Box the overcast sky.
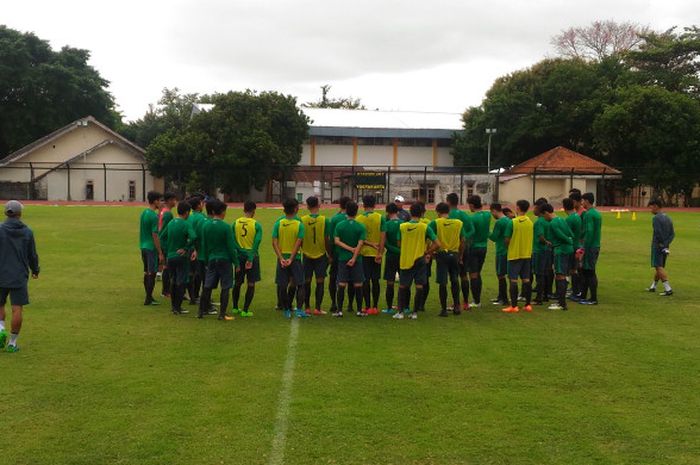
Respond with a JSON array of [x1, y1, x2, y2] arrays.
[[5, 0, 699, 121]]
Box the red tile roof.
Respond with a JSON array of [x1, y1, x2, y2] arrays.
[[507, 146, 620, 175]]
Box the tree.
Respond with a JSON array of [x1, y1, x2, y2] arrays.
[[145, 90, 309, 195], [626, 26, 700, 97], [593, 85, 700, 204], [303, 84, 366, 109], [452, 58, 628, 168], [0, 26, 118, 156], [552, 20, 649, 61]]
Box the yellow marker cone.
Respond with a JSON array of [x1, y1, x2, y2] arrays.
[[616, 211, 621, 219], [632, 211, 637, 221]]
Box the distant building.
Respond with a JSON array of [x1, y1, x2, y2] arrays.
[[0, 116, 163, 201], [498, 146, 621, 205]]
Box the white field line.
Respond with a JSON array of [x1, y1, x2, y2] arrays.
[[268, 318, 300, 465]]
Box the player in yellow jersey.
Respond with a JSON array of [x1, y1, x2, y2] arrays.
[[272, 198, 308, 319], [503, 200, 534, 313], [429, 202, 466, 317], [395, 203, 441, 320], [301, 196, 331, 315], [416, 202, 434, 312], [356, 195, 386, 315], [232, 201, 263, 317]]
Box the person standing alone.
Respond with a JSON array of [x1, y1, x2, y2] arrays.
[[647, 198, 674, 296]]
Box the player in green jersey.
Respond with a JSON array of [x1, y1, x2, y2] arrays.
[[272, 198, 307, 319], [532, 198, 552, 305], [382, 203, 402, 314], [232, 201, 263, 317], [301, 196, 331, 315], [648, 198, 675, 296], [186, 196, 206, 305], [199, 200, 239, 320], [488, 203, 512, 306], [328, 196, 352, 313], [333, 201, 367, 317], [139, 191, 163, 306], [467, 195, 491, 308], [159, 201, 196, 315], [579, 192, 602, 305], [446, 192, 474, 311], [159, 192, 178, 298], [541, 203, 574, 311], [562, 198, 582, 300]]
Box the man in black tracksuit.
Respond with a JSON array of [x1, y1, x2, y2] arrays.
[[0, 200, 40, 353]]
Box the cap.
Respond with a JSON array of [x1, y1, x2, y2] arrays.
[[394, 195, 405, 203], [5, 200, 23, 215]]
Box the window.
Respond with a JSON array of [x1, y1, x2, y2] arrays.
[[85, 181, 94, 201], [412, 184, 435, 204], [128, 181, 136, 201]]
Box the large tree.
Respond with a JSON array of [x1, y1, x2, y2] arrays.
[[146, 90, 309, 195], [552, 20, 649, 61], [0, 25, 118, 156]]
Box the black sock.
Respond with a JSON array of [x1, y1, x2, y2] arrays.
[[422, 281, 430, 310], [398, 286, 409, 312], [347, 285, 355, 312], [470, 275, 482, 304], [329, 274, 338, 311], [535, 274, 544, 301], [199, 287, 212, 316], [545, 272, 554, 298], [193, 268, 202, 300], [386, 284, 395, 309], [589, 271, 598, 301], [171, 284, 181, 311], [405, 287, 412, 311], [232, 279, 242, 310], [278, 284, 288, 310], [337, 285, 346, 311], [143, 274, 150, 301], [315, 282, 324, 310], [439, 284, 448, 311], [461, 277, 470, 304], [304, 282, 312, 310], [363, 282, 371, 310], [220, 288, 230, 316], [451, 280, 461, 309], [498, 277, 507, 302], [580, 270, 590, 300], [287, 285, 296, 309], [162, 268, 171, 296], [556, 279, 567, 308], [243, 285, 255, 311], [523, 281, 532, 305], [414, 287, 424, 313], [296, 285, 305, 311], [372, 279, 380, 308], [510, 281, 519, 308], [354, 286, 363, 312]]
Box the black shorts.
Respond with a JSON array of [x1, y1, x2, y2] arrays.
[[651, 246, 668, 268], [495, 254, 508, 276], [583, 247, 600, 271], [338, 259, 365, 284], [554, 253, 573, 275], [276, 259, 304, 287], [141, 249, 158, 274], [508, 259, 531, 281], [400, 258, 428, 287], [0, 286, 29, 306], [362, 257, 381, 280], [167, 256, 189, 286], [304, 255, 328, 280], [468, 247, 487, 274], [237, 256, 261, 283], [205, 259, 234, 290], [435, 252, 460, 285], [383, 254, 400, 281]]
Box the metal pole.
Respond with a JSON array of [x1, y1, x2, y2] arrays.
[[532, 167, 536, 204], [601, 168, 606, 206], [103, 163, 107, 202], [487, 132, 492, 175], [67, 164, 71, 201], [459, 171, 464, 205], [423, 166, 428, 203], [29, 162, 35, 200], [386, 165, 391, 204], [351, 165, 356, 201]]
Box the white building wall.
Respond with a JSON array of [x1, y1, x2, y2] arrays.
[[396, 147, 434, 166], [436, 147, 453, 166], [356, 145, 394, 166], [314, 145, 353, 166]]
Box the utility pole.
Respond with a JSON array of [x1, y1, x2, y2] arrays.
[[485, 128, 497, 174]]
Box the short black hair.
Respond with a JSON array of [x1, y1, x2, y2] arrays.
[[188, 197, 202, 210], [205, 199, 216, 215], [569, 188, 581, 195], [648, 198, 664, 208], [569, 191, 582, 202], [409, 203, 423, 217], [283, 198, 299, 215], [535, 197, 548, 206], [386, 203, 398, 214], [147, 191, 162, 204], [446, 193, 459, 207], [212, 199, 227, 215], [502, 207, 513, 216], [467, 194, 482, 209], [362, 195, 376, 208], [415, 201, 426, 215], [306, 196, 319, 209], [562, 198, 574, 211], [177, 201, 191, 216], [339, 196, 351, 210], [163, 191, 177, 201], [346, 201, 359, 217], [582, 192, 595, 204], [540, 203, 554, 214], [516, 199, 530, 212], [244, 200, 256, 213], [436, 202, 450, 214], [490, 203, 502, 212]]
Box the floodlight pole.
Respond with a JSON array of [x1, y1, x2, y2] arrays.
[[485, 128, 497, 174]]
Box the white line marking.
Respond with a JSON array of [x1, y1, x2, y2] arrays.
[[268, 318, 300, 465]]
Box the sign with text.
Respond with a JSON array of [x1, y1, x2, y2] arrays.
[[354, 171, 386, 190]]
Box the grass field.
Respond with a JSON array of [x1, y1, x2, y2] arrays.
[[1, 205, 699, 465]]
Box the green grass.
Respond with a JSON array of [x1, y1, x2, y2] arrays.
[[1, 206, 699, 465]]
